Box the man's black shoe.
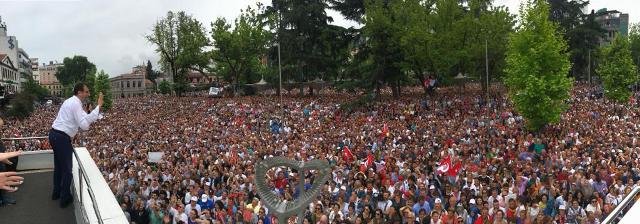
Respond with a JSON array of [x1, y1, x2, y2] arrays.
[[59, 197, 73, 208]]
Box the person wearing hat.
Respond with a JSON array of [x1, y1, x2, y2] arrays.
[[185, 195, 202, 217], [198, 194, 214, 210], [432, 198, 444, 216], [555, 205, 567, 224]]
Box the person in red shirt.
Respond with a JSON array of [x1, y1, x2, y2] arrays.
[[505, 198, 518, 222], [474, 207, 492, 224], [273, 171, 288, 190]]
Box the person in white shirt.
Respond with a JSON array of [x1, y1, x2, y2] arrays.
[[185, 196, 202, 216], [50, 83, 103, 208], [169, 203, 188, 224]]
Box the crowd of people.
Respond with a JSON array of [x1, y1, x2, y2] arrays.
[[2, 84, 640, 224]]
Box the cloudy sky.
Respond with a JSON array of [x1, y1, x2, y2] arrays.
[[0, 0, 637, 77]]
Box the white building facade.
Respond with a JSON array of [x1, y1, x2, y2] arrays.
[[0, 54, 18, 93], [0, 16, 31, 92]]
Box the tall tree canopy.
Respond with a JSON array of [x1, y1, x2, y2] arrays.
[[56, 55, 96, 87], [504, 0, 573, 131], [147, 11, 209, 96], [93, 70, 113, 110], [547, 0, 605, 79], [347, 0, 513, 96], [597, 35, 638, 104], [630, 24, 640, 69], [146, 60, 159, 88], [330, 0, 366, 23], [211, 6, 271, 95], [265, 0, 340, 95]]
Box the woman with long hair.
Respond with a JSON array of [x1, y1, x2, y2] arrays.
[[493, 210, 508, 224]]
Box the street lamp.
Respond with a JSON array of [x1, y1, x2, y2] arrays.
[[485, 38, 489, 100], [275, 43, 282, 105], [477, 17, 490, 101], [588, 49, 591, 85], [276, 10, 283, 106]]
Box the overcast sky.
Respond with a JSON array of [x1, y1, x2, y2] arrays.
[[0, 0, 637, 77]]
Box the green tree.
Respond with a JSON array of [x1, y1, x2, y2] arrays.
[[330, 0, 366, 23], [211, 6, 270, 95], [158, 80, 172, 94], [362, 0, 405, 97], [147, 11, 209, 96], [547, 0, 605, 80], [266, 0, 337, 96], [146, 60, 158, 91], [7, 92, 35, 119], [86, 71, 97, 101], [56, 56, 97, 96], [471, 2, 515, 95], [93, 70, 113, 110], [630, 24, 640, 69], [22, 78, 49, 100], [597, 35, 638, 104], [504, 0, 573, 131]]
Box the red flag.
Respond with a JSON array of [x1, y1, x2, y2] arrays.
[[436, 156, 451, 175], [343, 146, 354, 163], [383, 123, 389, 135], [366, 154, 375, 168], [447, 160, 462, 177], [379, 123, 389, 140]]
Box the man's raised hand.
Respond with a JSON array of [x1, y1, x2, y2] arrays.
[[98, 92, 104, 107]]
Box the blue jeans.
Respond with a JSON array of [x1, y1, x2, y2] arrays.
[[49, 129, 73, 201]]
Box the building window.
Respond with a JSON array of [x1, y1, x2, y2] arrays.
[[127, 81, 130, 88], [138, 81, 142, 88]]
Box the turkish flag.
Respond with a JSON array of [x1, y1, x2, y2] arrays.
[[343, 146, 354, 163], [366, 154, 375, 168], [379, 123, 390, 140], [383, 123, 389, 135], [447, 161, 462, 177], [436, 156, 451, 175]]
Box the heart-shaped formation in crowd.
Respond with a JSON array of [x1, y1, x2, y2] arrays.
[[255, 156, 332, 224]]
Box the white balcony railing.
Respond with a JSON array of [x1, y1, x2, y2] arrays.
[[3, 137, 127, 224]]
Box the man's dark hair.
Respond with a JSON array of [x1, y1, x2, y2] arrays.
[[73, 82, 87, 95]]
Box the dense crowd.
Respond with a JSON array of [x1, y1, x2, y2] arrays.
[[3, 84, 640, 224]]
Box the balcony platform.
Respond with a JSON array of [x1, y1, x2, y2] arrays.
[[0, 171, 76, 224]]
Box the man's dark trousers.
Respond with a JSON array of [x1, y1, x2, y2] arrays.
[[49, 129, 73, 203]]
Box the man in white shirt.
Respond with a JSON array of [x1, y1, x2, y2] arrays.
[[185, 196, 202, 216], [50, 83, 103, 208]]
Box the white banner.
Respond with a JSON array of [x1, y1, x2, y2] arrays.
[[148, 152, 164, 163]]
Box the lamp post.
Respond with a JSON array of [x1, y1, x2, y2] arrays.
[[276, 11, 283, 106], [485, 38, 489, 100], [276, 43, 282, 105], [588, 49, 591, 85]]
